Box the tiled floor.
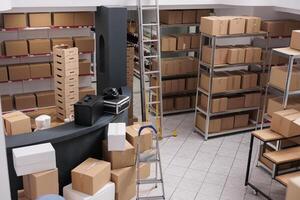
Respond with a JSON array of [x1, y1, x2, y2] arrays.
[[132, 78, 286, 200]]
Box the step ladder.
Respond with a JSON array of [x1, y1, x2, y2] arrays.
[[137, 0, 164, 138], [136, 125, 165, 200]]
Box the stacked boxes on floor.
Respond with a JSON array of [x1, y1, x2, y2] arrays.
[[53, 45, 79, 120]]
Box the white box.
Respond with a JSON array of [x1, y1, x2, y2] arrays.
[[63, 182, 115, 200], [107, 123, 126, 151], [12, 143, 56, 176]]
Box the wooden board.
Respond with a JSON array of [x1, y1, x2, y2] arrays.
[[264, 146, 300, 164], [276, 171, 300, 186], [252, 128, 283, 142]]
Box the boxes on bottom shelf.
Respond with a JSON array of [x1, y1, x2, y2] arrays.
[[161, 36, 176, 51], [35, 90, 55, 107], [196, 9, 211, 23], [2, 111, 31, 136], [79, 87, 96, 99], [3, 13, 27, 29], [73, 37, 95, 52], [4, 40, 28, 57], [227, 95, 245, 110], [202, 46, 228, 65], [51, 38, 74, 49], [28, 39, 51, 55], [175, 96, 190, 110], [234, 114, 249, 128], [196, 113, 221, 133], [8, 64, 30, 81], [160, 10, 182, 24], [126, 124, 152, 153], [0, 66, 8, 82], [28, 13, 52, 27], [53, 12, 74, 27], [200, 73, 227, 94], [221, 116, 234, 130], [267, 96, 300, 117], [200, 16, 229, 36], [182, 10, 196, 24], [29, 63, 52, 78], [14, 93, 37, 110], [1, 95, 13, 112], [269, 66, 300, 91], [200, 94, 227, 113]]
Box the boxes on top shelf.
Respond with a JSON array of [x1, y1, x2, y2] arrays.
[[29, 63, 52, 79], [2, 111, 31, 135], [14, 93, 37, 110], [196, 9, 211, 23], [74, 12, 95, 26], [269, 65, 300, 91], [290, 30, 300, 51], [1, 95, 13, 112], [51, 38, 74, 49], [160, 10, 182, 24], [8, 64, 30, 81], [0, 66, 8, 82], [227, 17, 246, 35], [28, 13, 52, 27], [261, 20, 300, 37], [52, 12, 75, 27], [73, 36, 95, 52], [28, 39, 51, 55], [3, 13, 27, 29], [4, 40, 28, 57], [200, 16, 229, 36], [244, 16, 261, 33], [182, 10, 196, 24]]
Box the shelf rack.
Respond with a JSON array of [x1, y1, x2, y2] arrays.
[[0, 25, 94, 32], [194, 31, 268, 140]]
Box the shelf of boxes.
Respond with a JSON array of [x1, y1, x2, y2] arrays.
[[0, 26, 94, 32]]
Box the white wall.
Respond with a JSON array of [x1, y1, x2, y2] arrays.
[[0, 0, 11, 11]]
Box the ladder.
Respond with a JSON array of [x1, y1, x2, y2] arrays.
[[137, 0, 164, 138], [136, 125, 166, 200]]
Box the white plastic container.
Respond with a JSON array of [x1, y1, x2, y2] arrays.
[[35, 115, 51, 130], [107, 123, 126, 151]]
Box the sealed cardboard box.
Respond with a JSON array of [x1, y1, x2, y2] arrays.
[[72, 158, 111, 195], [267, 96, 300, 117], [0, 66, 8, 82], [160, 10, 182, 24], [182, 10, 196, 24], [290, 30, 300, 50], [28, 13, 52, 27], [234, 114, 249, 128], [126, 124, 152, 153], [175, 34, 191, 50], [79, 59, 91, 75], [53, 12, 74, 27], [161, 36, 177, 51], [196, 9, 211, 23], [163, 98, 174, 111], [74, 37, 95, 52], [74, 12, 95, 26], [261, 20, 285, 37], [3, 13, 27, 29], [244, 16, 261, 33], [175, 96, 190, 110], [227, 95, 245, 110], [1, 95, 13, 112], [200, 72, 227, 94], [200, 94, 227, 113], [240, 71, 258, 89], [202, 46, 228, 65], [286, 176, 300, 200], [2, 111, 31, 136], [139, 163, 151, 179], [29, 63, 51, 78], [79, 87, 96, 99], [191, 34, 200, 49], [196, 113, 221, 133], [244, 47, 262, 63], [269, 66, 300, 91], [14, 93, 37, 110], [200, 16, 229, 36], [186, 77, 197, 90], [35, 90, 55, 107], [4, 40, 28, 57], [8, 64, 30, 81], [228, 17, 246, 34], [244, 92, 261, 107], [221, 116, 234, 130], [51, 38, 74, 49], [23, 168, 58, 199], [271, 109, 300, 137], [227, 48, 245, 64], [223, 71, 241, 90], [28, 39, 51, 55]]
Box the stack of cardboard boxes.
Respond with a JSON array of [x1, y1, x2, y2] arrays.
[[161, 34, 201, 51], [261, 20, 300, 37], [160, 9, 211, 25]]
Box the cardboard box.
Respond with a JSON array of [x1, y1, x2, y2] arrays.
[[240, 71, 258, 89], [196, 113, 221, 133], [51, 38, 74, 49], [4, 40, 28, 56], [191, 34, 200, 49], [2, 111, 31, 136], [223, 71, 241, 90], [12, 143, 56, 176], [35, 90, 55, 107], [286, 176, 300, 200], [228, 17, 246, 34], [186, 77, 197, 90], [0, 66, 8, 82], [261, 20, 285, 37], [14, 93, 37, 110], [271, 109, 300, 137], [200, 94, 227, 113], [72, 158, 111, 195], [182, 10, 196, 24], [79, 59, 91, 75], [175, 34, 191, 50], [160, 10, 182, 24], [163, 97, 174, 112], [221, 116, 234, 130], [3, 13, 27, 29], [202, 46, 228, 65], [103, 140, 135, 170], [267, 96, 300, 117], [244, 47, 262, 63], [244, 92, 261, 107], [200, 72, 227, 94], [8, 64, 30, 81], [53, 12, 74, 27], [139, 163, 150, 179], [290, 30, 300, 50], [161, 36, 177, 51], [234, 114, 249, 128], [74, 37, 94, 52], [126, 124, 152, 153], [227, 95, 245, 110], [23, 168, 58, 199], [28, 13, 52, 27], [1, 95, 13, 112], [244, 16, 261, 33], [175, 96, 190, 110], [227, 48, 245, 64], [284, 20, 300, 36], [29, 63, 51, 78], [269, 66, 300, 91], [200, 16, 229, 36], [74, 12, 95, 26], [196, 10, 211, 23], [28, 39, 51, 55], [108, 123, 126, 151], [79, 87, 96, 99]]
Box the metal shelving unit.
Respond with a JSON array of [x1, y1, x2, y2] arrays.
[[194, 31, 268, 140]]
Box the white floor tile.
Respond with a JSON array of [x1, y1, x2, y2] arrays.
[[171, 187, 198, 200]]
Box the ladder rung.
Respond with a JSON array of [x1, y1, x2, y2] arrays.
[[143, 23, 159, 26], [137, 178, 163, 184], [148, 101, 161, 105], [143, 39, 158, 43], [137, 196, 165, 200], [147, 86, 160, 90], [144, 70, 160, 75], [141, 5, 158, 10]]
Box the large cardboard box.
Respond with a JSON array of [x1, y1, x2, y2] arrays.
[[200, 73, 227, 94], [28, 13, 52, 27], [1, 95, 13, 112], [200, 94, 227, 113], [103, 140, 135, 170], [72, 158, 111, 195], [227, 48, 245, 64], [244, 16, 261, 33], [23, 168, 58, 199], [191, 34, 200, 49], [74, 12, 95, 26], [234, 114, 249, 128], [227, 95, 245, 110], [202, 46, 228, 65], [196, 113, 221, 133], [14, 93, 37, 110], [221, 116, 234, 130], [4, 40, 28, 57], [271, 109, 300, 137], [223, 71, 241, 90], [290, 30, 300, 50], [79, 59, 91, 75], [79, 87, 96, 99], [267, 96, 300, 117], [244, 47, 262, 63], [186, 77, 197, 90], [28, 39, 51, 55], [0, 66, 8, 82], [74, 37, 94, 52], [8, 64, 30, 81], [228, 17, 246, 35], [200, 16, 229, 36], [53, 12, 74, 27], [196, 9, 211, 23], [240, 71, 258, 89], [29, 63, 51, 78], [161, 36, 177, 51], [261, 20, 285, 37], [286, 176, 300, 200], [160, 10, 182, 24], [3, 14, 27, 29], [182, 10, 196, 24], [244, 92, 261, 107], [2, 111, 31, 135], [35, 90, 55, 107], [175, 34, 191, 50], [269, 66, 300, 91], [126, 124, 152, 153], [175, 96, 190, 110], [51, 38, 74, 49]]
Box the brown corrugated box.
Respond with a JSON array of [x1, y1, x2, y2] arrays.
[[200, 16, 229, 36], [35, 90, 55, 107], [240, 71, 258, 89], [221, 116, 234, 130], [175, 96, 190, 110], [2, 111, 31, 135], [244, 16, 261, 33], [182, 10, 196, 24], [126, 124, 152, 153], [73, 36, 94, 52], [244, 92, 261, 107], [196, 9, 211, 23], [79, 87, 96, 99], [1, 95, 13, 112], [269, 66, 300, 91], [200, 72, 227, 94], [290, 30, 300, 50], [8, 64, 30, 81], [14, 93, 37, 110], [4, 40, 28, 57], [163, 97, 174, 111], [3, 13, 27, 29], [161, 36, 177, 51], [52, 12, 74, 27], [202, 46, 228, 65], [271, 109, 300, 137], [228, 17, 246, 34], [244, 47, 262, 63], [227, 95, 245, 110], [267, 96, 300, 117], [28, 13, 52, 27], [0, 66, 8, 82], [200, 94, 227, 113], [186, 77, 197, 90], [51, 38, 73, 49], [227, 48, 245, 64], [196, 113, 221, 133], [28, 39, 51, 55], [72, 158, 111, 195], [261, 20, 285, 37], [234, 114, 249, 128], [175, 34, 191, 50], [191, 34, 200, 49], [29, 63, 51, 78], [74, 12, 95, 26], [23, 168, 58, 199], [223, 71, 241, 90], [79, 59, 91, 75], [160, 10, 182, 24]]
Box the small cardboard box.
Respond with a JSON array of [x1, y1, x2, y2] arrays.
[[51, 38, 74, 49], [160, 10, 182, 24], [79, 87, 96, 99], [3, 13, 27, 29], [28, 39, 51, 55], [186, 77, 197, 90], [286, 176, 300, 200], [182, 10, 196, 24], [72, 158, 111, 195], [103, 140, 135, 170], [0, 66, 8, 82], [1, 95, 13, 112], [161, 36, 177, 51], [29, 63, 51, 78], [23, 168, 58, 199], [79, 59, 91, 75], [271, 109, 300, 137], [269, 66, 300, 91], [200, 16, 229, 36], [200, 94, 227, 113], [175, 34, 191, 50], [227, 48, 245, 64], [240, 71, 258, 89], [234, 114, 249, 128], [28, 13, 52, 27], [73, 37, 94, 52], [244, 47, 262, 63], [244, 92, 261, 107], [14, 93, 37, 110], [108, 123, 126, 151], [290, 30, 300, 50], [221, 116, 234, 130], [261, 20, 285, 37], [53, 12, 74, 27], [200, 72, 227, 94], [191, 34, 200, 49], [35, 90, 55, 107], [228, 17, 246, 34], [2, 111, 31, 135], [175, 96, 191, 110], [244, 16, 261, 33], [4, 40, 28, 57], [202, 46, 228, 65], [12, 143, 56, 176], [126, 124, 152, 153], [227, 95, 245, 110], [8, 64, 30, 81], [139, 163, 151, 179], [196, 113, 221, 133], [111, 166, 136, 194], [196, 9, 211, 23], [74, 12, 95, 26]]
